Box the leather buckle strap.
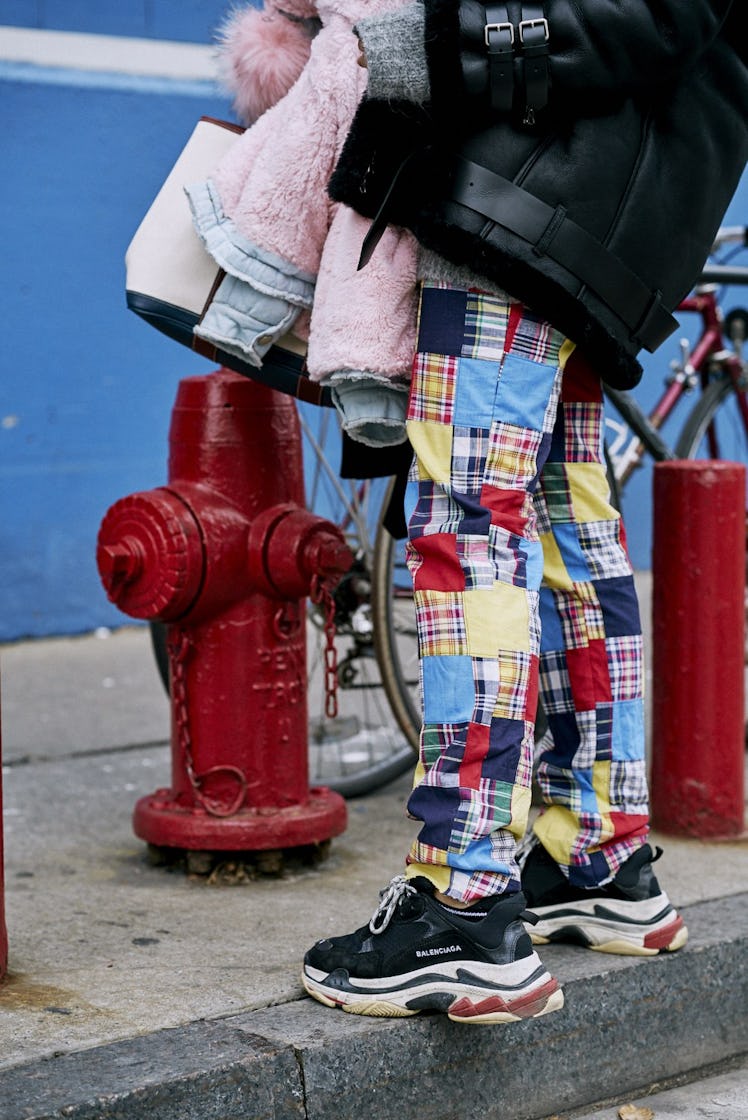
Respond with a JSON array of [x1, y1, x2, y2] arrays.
[[481, 4, 549, 123], [450, 158, 678, 352], [519, 16, 549, 43], [484, 4, 514, 114], [484, 20, 514, 48], [518, 5, 549, 124]]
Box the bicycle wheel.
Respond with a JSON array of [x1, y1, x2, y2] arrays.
[[371, 480, 421, 751], [674, 375, 748, 464], [149, 406, 416, 798]]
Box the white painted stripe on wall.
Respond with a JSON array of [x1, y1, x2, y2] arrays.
[[0, 25, 218, 80]]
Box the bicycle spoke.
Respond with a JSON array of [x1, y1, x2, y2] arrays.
[[299, 406, 415, 795], [298, 410, 374, 556]]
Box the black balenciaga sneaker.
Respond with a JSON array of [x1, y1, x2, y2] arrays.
[[302, 875, 563, 1024], [521, 841, 688, 956]]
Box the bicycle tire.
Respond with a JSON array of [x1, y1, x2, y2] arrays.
[[674, 375, 748, 463], [604, 442, 622, 514], [371, 480, 421, 752]]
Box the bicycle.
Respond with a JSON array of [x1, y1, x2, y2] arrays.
[[603, 226, 748, 489], [150, 226, 748, 798]]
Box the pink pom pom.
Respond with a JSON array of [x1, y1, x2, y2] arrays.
[[217, 5, 317, 124]]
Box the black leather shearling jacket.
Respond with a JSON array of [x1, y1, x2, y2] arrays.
[[329, 0, 747, 388]]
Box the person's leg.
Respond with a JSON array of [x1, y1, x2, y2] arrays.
[[403, 286, 572, 901], [522, 350, 687, 954], [533, 349, 648, 879], [302, 283, 571, 1020]]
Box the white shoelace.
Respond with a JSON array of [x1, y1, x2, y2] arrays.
[[368, 875, 417, 934]]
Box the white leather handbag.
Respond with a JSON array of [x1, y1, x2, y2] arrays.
[[124, 116, 327, 405]]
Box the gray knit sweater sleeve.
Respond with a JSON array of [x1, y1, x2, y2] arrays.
[[355, 3, 430, 103]]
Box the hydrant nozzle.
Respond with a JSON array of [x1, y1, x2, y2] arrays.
[[97, 539, 143, 590], [248, 505, 354, 600]]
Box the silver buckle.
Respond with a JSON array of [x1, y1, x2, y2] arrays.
[[519, 17, 549, 42], [484, 21, 515, 48]]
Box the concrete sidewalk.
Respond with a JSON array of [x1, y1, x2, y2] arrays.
[[1, 622, 747, 1120]]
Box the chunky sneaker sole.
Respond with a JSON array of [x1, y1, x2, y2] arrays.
[[303, 876, 564, 1025], [527, 892, 688, 956], [302, 952, 564, 1024], [521, 841, 688, 956]]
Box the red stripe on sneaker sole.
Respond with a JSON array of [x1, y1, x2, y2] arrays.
[[643, 914, 686, 951], [448, 977, 561, 1021]]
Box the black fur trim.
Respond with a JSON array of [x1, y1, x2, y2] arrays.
[[328, 99, 430, 218], [423, 0, 466, 128]]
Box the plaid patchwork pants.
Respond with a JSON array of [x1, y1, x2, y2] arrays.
[[404, 283, 648, 903]]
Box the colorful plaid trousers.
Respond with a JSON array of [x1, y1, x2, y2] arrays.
[[403, 283, 649, 902]]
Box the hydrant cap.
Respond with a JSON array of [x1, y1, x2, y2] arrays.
[[97, 489, 204, 619]]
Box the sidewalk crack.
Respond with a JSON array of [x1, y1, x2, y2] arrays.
[[293, 1045, 310, 1119]]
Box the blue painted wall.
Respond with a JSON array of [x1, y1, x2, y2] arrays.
[[0, 1, 231, 42], [0, 6, 747, 640], [0, 6, 238, 640]]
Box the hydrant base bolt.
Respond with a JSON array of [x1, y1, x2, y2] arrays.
[[185, 851, 214, 876]]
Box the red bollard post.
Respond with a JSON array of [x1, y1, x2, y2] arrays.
[[651, 460, 746, 837], [1, 677, 8, 981], [97, 369, 351, 860]]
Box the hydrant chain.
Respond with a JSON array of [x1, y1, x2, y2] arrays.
[[311, 575, 340, 720], [168, 628, 249, 818]]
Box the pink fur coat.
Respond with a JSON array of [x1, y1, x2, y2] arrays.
[[190, 0, 418, 385]]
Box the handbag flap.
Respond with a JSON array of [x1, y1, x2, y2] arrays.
[[125, 117, 242, 315]]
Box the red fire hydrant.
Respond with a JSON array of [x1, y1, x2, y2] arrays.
[[97, 369, 351, 859]]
